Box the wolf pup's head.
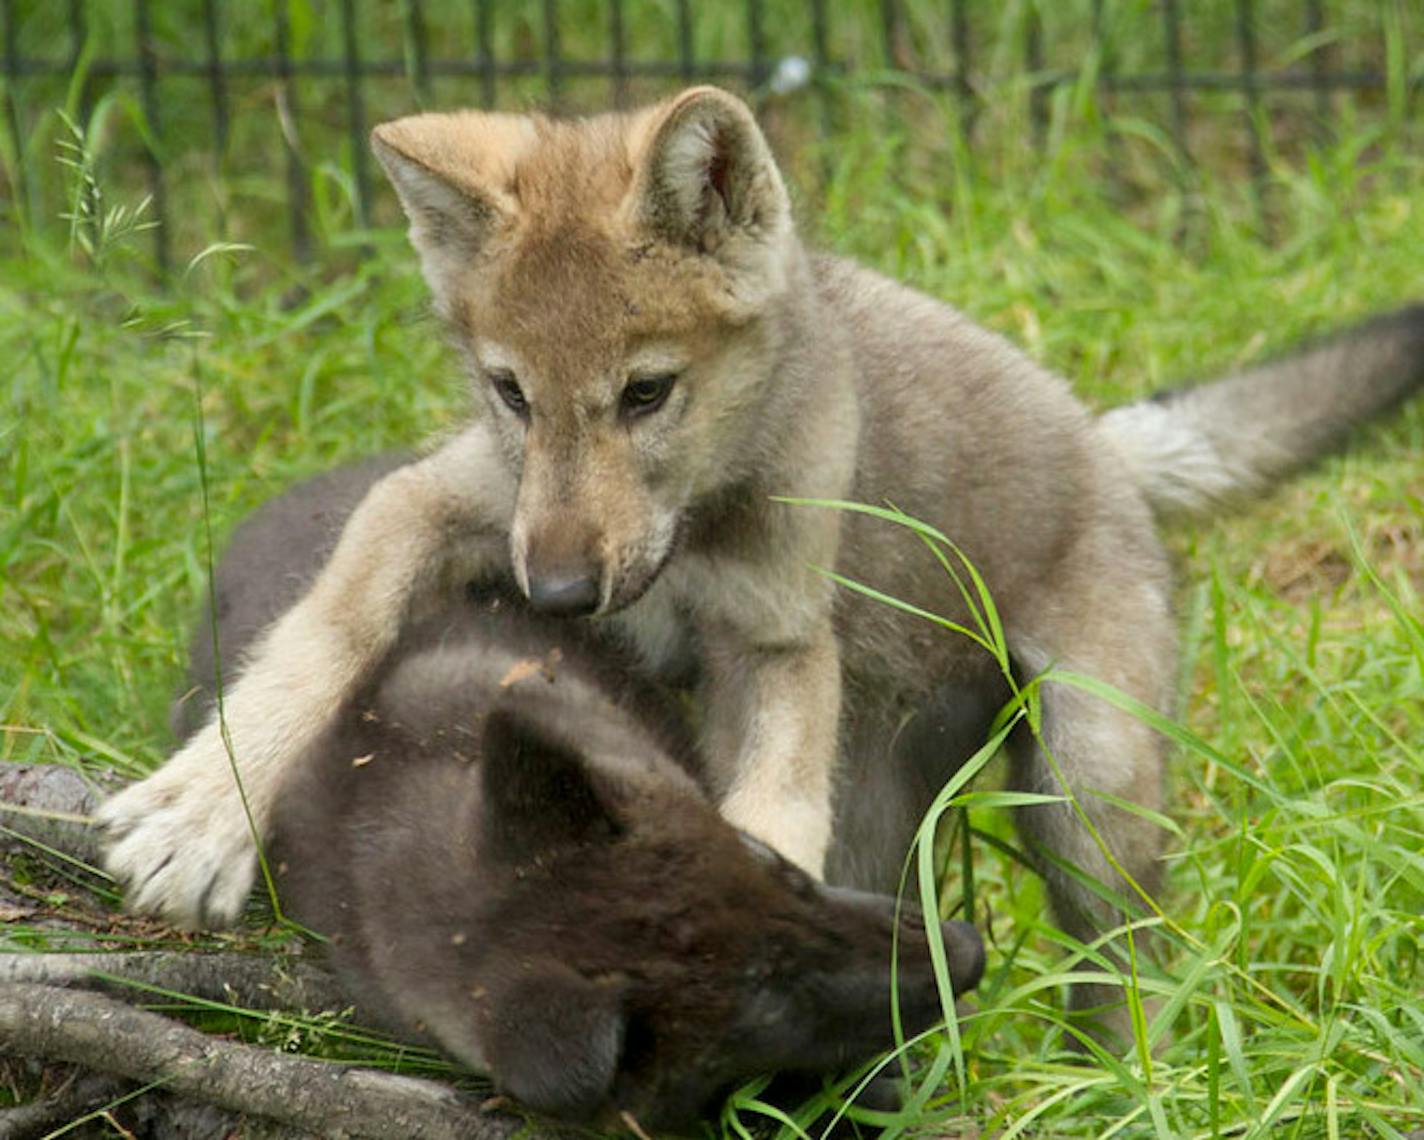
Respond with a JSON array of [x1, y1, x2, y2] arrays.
[[415, 709, 986, 1132], [372, 88, 798, 616]]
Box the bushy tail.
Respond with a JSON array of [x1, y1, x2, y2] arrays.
[[1100, 305, 1424, 516]]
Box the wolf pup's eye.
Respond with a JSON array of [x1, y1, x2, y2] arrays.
[[621, 373, 678, 418], [488, 370, 528, 417]]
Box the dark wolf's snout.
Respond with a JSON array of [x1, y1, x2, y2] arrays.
[[825, 884, 986, 996], [939, 917, 987, 993]]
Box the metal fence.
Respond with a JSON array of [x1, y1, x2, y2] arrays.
[[1, 0, 1417, 272]]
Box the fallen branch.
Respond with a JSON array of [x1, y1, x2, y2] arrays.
[[0, 762, 111, 866], [0, 983, 530, 1140], [0, 1065, 131, 1140], [0, 950, 348, 1013]]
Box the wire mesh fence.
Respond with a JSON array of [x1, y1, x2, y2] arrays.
[[1, 0, 1418, 272]]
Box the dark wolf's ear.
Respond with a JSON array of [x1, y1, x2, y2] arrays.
[[633, 87, 791, 295], [371, 113, 523, 306], [479, 708, 622, 865], [483, 960, 626, 1119]]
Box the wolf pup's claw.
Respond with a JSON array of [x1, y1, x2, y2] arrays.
[[97, 728, 259, 929]]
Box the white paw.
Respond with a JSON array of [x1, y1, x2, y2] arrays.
[[96, 731, 261, 929]]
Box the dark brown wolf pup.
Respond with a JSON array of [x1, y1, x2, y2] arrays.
[[174, 461, 987, 1131]]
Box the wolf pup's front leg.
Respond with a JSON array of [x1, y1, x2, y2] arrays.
[[99, 426, 514, 927], [674, 494, 850, 879], [702, 625, 842, 878]]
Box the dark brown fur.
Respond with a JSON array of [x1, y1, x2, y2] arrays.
[[180, 463, 986, 1131]]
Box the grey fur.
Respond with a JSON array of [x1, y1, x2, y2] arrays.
[[1102, 305, 1424, 514]]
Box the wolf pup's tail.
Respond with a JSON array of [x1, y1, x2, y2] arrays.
[[1101, 305, 1424, 516]]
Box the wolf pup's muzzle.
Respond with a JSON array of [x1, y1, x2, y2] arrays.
[[526, 568, 602, 616]]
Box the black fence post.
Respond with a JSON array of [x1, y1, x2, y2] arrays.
[[273, 0, 311, 262], [1233, 0, 1269, 233], [809, 0, 828, 73], [1091, 0, 1114, 102], [543, 0, 562, 108], [676, 0, 695, 84], [1305, 0, 1331, 137], [1025, 2, 1046, 146], [473, 0, 495, 108], [201, 0, 228, 160], [1161, 0, 1191, 165], [950, 0, 972, 120], [66, 0, 91, 125], [201, 0, 228, 237], [1, 0, 28, 236], [1092, 0, 1125, 199], [340, 0, 371, 231], [134, 0, 170, 274], [405, 0, 430, 105], [880, 0, 903, 70], [65, 0, 98, 253], [608, 0, 627, 108], [806, 0, 832, 132], [747, 0, 766, 91]]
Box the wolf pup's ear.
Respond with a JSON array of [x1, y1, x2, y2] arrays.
[[634, 86, 792, 298], [479, 708, 622, 865], [370, 113, 523, 305], [483, 960, 626, 1120]]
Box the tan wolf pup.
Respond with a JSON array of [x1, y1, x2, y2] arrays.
[[100, 86, 1424, 1032]]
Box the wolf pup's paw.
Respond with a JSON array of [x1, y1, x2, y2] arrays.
[[97, 728, 260, 929], [720, 788, 833, 879]]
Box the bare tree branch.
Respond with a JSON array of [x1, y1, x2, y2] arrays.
[[0, 1056, 322, 1140], [0, 1065, 131, 1140], [0, 983, 531, 1140], [0, 950, 347, 1013], [0, 762, 110, 866]]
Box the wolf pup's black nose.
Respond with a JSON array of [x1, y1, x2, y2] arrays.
[[527, 573, 601, 616]]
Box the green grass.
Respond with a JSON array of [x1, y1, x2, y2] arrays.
[[4, 19, 1424, 1140]]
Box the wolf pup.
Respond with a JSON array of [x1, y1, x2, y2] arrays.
[[174, 462, 986, 1130], [102, 85, 1424, 1033]]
